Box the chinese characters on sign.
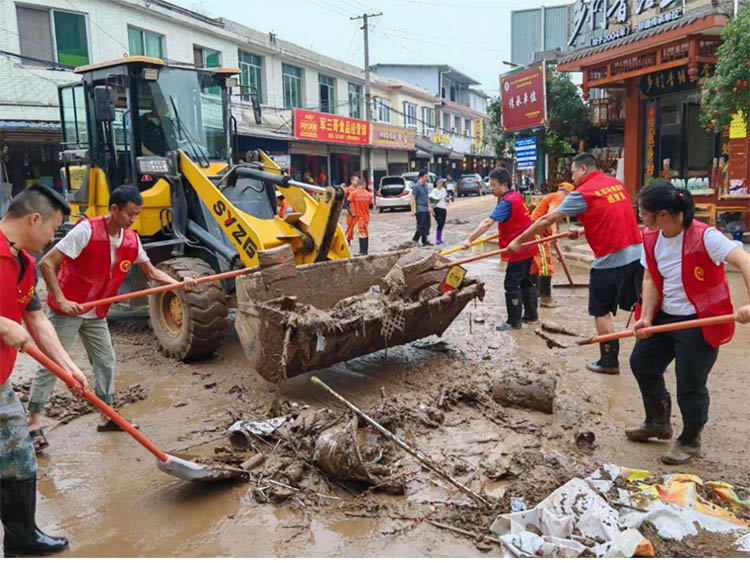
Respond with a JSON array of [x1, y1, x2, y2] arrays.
[[569, 0, 682, 47], [293, 109, 369, 145], [639, 64, 713, 96], [515, 137, 537, 169], [430, 133, 451, 145], [473, 118, 483, 146], [646, 104, 656, 177], [369, 123, 416, 149], [500, 66, 546, 133]]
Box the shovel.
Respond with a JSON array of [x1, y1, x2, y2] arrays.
[[552, 239, 589, 288], [79, 266, 255, 311], [440, 233, 499, 256], [25, 345, 246, 483], [576, 314, 736, 345]]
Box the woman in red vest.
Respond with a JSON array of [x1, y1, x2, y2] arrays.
[[462, 168, 539, 329], [629, 182, 750, 464]]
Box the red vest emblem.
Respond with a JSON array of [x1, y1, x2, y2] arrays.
[[497, 191, 539, 263]]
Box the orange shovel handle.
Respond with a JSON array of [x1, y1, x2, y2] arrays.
[[577, 314, 736, 345], [440, 230, 579, 270], [79, 267, 254, 310], [25, 345, 168, 463]]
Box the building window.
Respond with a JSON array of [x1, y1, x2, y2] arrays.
[[442, 112, 451, 132], [239, 51, 262, 103], [376, 98, 391, 123], [15, 6, 89, 67], [421, 107, 435, 133], [193, 46, 220, 68], [282, 64, 303, 109], [348, 83, 362, 119], [465, 118, 472, 137], [403, 102, 417, 128], [454, 115, 461, 133], [128, 26, 164, 58], [319, 74, 335, 114]]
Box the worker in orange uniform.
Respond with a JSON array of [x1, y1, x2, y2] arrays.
[[348, 179, 374, 255], [530, 182, 574, 307], [343, 174, 359, 245], [276, 192, 293, 219]]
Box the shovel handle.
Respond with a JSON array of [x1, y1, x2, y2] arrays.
[[576, 314, 736, 345], [440, 230, 579, 270], [553, 239, 576, 286], [440, 234, 499, 256], [79, 267, 254, 310], [25, 345, 168, 463]]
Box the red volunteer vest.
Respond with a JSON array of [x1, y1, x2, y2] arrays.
[[641, 220, 734, 348], [575, 170, 642, 258], [0, 234, 36, 385], [498, 191, 539, 263], [47, 216, 139, 319]]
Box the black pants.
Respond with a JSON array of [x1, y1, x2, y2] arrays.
[[412, 211, 431, 243], [504, 258, 535, 293], [629, 311, 719, 431], [434, 207, 447, 231]]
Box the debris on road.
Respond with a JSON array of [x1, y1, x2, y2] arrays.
[[491, 370, 557, 414]]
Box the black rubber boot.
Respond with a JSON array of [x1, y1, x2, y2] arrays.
[[625, 395, 673, 442], [521, 276, 539, 322], [661, 425, 703, 465], [358, 237, 369, 256], [1, 477, 68, 557], [587, 341, 620, 374], [539, 276, 558, 308], [496, 291, 523, 330]]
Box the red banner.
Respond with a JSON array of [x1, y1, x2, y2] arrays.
[[293, 109, 369, 145], [500, 65, 546, 133]]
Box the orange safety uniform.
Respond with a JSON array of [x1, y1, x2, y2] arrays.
[[346, 187, 373, 239], [530, 191, 564, 276]]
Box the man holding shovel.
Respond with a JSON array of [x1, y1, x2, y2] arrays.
[[0, 185, 89, 556], [461, 168, 539, 330], [26, 185, 197, 450], [506, 153, 643, 374]]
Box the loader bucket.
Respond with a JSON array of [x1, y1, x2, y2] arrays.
[[235, 250, 485, 381]]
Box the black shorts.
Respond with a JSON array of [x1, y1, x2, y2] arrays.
[[588, 260, 643, 317]]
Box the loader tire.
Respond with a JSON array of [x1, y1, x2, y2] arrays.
[[148, 257, 228, 361]]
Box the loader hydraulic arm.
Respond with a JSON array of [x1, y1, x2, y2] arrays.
[[179, 151, 263, 266]]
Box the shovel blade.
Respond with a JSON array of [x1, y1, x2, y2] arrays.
[[156, 454, 246, 483]]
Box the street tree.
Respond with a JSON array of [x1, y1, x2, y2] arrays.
[[700, 4, 750, 134]]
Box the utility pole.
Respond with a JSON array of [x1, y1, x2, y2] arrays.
[[351, 12, 382, 191]]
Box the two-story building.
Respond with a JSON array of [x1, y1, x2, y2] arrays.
[[0, 0, 420, 193]]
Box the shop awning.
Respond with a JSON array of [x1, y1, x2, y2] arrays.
[[0, 121, 61, 143], [415, 136, 451, 157]]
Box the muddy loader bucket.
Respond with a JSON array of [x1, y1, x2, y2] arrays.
[[235, 251, 484, 381]]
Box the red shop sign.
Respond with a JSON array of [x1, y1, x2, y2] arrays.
[[500, 65, 547, 133], [293, 109, 369, 145]]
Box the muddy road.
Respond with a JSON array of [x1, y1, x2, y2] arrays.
[[9, 194, 750, 557]]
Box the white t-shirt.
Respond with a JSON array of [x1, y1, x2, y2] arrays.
[[430, 187, 449, 209], [56, 221, 149, 318], [640, 227, 737, 316]]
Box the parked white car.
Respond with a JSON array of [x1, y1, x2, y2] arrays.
[[376, 176, 412, 212], [401, 171, 436, 191]]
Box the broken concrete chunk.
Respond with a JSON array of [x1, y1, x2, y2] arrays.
[[258, 245, 295, 268]]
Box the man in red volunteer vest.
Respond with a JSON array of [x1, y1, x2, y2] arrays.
[[507, 153, 643, 373], [629, 182, 750, 464], [462, 167, 539, 330], [26, 185, 196, 449], [0, 185, 89, 556]]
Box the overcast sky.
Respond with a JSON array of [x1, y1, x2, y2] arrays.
[[172, 0, 560, 97]]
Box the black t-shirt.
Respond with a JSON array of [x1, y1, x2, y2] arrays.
[[16, 253, 41, 312]]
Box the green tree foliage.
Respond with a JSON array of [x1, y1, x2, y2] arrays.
[[487, 68, 590, 160], [700, 4, 750, 133]]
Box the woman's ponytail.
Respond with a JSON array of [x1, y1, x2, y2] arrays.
[[675, 188, 694, 228]]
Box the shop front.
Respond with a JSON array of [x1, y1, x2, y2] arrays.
[[292, 108, 369, 186], [370, 123, 415, 183], [0, 121, 64, 199], [559, 0, 748, 229]]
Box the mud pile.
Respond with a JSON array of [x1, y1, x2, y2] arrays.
[[14, 381, 148, 425]]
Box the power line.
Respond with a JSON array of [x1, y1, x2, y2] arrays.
[[63, 0, 131, 54]]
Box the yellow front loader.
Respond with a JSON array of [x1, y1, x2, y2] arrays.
[[58, 57, 349, 359]]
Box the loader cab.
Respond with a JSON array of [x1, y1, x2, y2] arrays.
[[59, 57, 234, 195]]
